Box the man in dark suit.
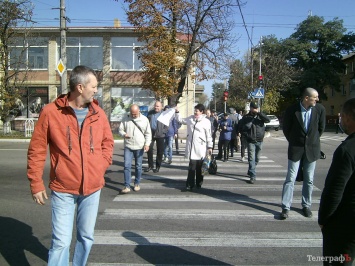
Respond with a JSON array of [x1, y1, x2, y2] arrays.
[[318, 98, 355, 265], [280, 87, 326, 219]]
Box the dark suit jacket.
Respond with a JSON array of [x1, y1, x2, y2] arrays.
[[318, 133, 355, 230], [283, 102, 326, 162]]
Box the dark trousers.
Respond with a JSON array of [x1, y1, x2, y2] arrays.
[[147, 137, 165, 168], [229, 138, 237, 156], [336, 124, 344, 134], [240, 136, 247, 158], [217, 139, 230, 160], [212, 132, 217, 150], [322, 227, 355, 265], [174, 135, 179, 153], [186, 159, 203, 188]]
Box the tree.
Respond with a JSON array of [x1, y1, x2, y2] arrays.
[[0, 0, 34, 124], [254, 35, 299, 114], [228, 57, 250, 111], [211, 82, 225, 112], [121, 0, 239, 105], [198, 92, 209, 108], [282, 15, 355, 100]]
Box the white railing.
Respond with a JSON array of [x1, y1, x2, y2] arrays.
[[25, 119, 35, 137]]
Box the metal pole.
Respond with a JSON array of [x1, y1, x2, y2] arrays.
[[259, 36, 262, 77], [258, 36, 263, 108], [60, 0, 67, 94]]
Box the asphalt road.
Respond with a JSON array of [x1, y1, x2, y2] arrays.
[[0, 131, 347, 265]]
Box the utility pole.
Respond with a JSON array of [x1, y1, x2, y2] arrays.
[[258, 36, 263, 108], [59, 0, 67, 94]]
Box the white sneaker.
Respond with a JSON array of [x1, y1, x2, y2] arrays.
[[121, 187, 131, 193], [133, 185, 140, 192], [241, 157, 245, 162]]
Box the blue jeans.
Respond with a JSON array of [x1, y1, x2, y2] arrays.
[[247, 141, 263, 179], [164, 136, 173, 160], [281, 157, 316, 210], [124, 147, 144, 187], [49, 190, 101, 266]]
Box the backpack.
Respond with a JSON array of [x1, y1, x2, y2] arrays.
[[208, 155, 218, 175]]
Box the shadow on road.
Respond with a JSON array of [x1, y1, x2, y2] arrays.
[[122, 231, 231, 265], [0, 216, 48, 266]]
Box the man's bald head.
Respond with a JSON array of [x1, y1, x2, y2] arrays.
[[130, 104, 140, 118]]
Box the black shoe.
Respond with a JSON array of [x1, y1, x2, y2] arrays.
[[247, 177, 255, 184], [302, 207, 312, 218], [215, 156, 222, 160], [223, 159, 227, 162], [280, 209, 289, 220], [186, 186, 193, 191], [153, 167, 160, 173], [144, 167, 153, 172]]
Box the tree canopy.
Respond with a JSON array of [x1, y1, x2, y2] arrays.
[[122, 0, 240, 105], [227, 15, 355, 115]]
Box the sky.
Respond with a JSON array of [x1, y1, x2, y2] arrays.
[[30, 0, 355, 97]]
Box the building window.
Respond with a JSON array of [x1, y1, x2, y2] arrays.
[[9, 37, 48, 70], [58, 37, 103, 70], [93, 87, 103, 108], [110, 87, 155, 121], [11, 87, 49, 119], [111, 37, 144, 70]]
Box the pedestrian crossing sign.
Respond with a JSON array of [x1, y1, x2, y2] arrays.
[[253, 88, 265, 98]]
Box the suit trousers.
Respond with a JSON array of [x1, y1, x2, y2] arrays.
[[187, 159, 203, 188], [147, 137, 165, 168]]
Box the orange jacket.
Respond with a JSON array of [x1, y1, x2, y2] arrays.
[[27, 94, 114, 195]]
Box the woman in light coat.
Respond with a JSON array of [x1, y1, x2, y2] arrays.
[[175, 103, 213, 190]]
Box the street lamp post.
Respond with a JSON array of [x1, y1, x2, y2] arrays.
[[214, 87, 220, 111]]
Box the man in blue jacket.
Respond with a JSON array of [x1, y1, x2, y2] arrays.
[[238, 101, 270, 184], [163, 105, 178, 164]]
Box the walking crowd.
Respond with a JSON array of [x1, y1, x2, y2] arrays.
[[25, 65, 355, 266]]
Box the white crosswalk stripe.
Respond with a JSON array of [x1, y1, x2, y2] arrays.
[[90, 141, 323, 265]]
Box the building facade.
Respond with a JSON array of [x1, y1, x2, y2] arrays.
[[4, 26, 196, 133], [322, 53, 355, 120]]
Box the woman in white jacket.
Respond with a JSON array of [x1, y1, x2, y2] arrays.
[[175, 104, 213, 190]]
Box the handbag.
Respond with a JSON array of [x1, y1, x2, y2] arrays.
[[131, 119, 144, 135]]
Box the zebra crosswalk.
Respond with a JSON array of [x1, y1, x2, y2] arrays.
[[272, 133, 346, 142], [89, 143, 323, 265]]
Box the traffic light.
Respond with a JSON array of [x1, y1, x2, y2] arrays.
[[223, 90, 229, 102], [258, 75, 263, 88]]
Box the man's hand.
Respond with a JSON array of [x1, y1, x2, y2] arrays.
[[32, 190, 48, 205], [144, 145, 149, 152]]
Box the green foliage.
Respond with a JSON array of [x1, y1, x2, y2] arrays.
[[282, 15, 355, 99], [227, 15, 355, 115]]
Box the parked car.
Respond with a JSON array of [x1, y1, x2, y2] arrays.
[[266, 115, 280, 131]]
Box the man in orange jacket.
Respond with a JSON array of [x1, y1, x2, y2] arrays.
[[27, 65, 114, 266]]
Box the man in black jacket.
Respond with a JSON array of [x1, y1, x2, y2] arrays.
[[318, 98, 355, 265], [238, 101, 270, 184], [144, 101, 168, 173], [280, 87, 326, 219]]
